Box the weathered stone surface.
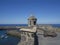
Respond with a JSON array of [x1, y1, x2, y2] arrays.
[[17, 32, 35, 45]]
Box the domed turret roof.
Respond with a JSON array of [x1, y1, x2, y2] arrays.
[[28, 15, 37, 20]]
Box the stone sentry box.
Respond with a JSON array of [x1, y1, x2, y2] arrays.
[[28, 15, 37, 27]]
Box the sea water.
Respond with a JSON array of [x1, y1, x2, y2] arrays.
[[0, 24, 27, 45]]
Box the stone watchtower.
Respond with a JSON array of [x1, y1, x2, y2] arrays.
[[28, 15, 37, 27]]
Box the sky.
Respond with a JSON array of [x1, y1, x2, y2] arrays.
[[0, 0, 60, 24]]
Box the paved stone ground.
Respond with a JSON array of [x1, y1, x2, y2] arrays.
[[38, 32, 60, 45]]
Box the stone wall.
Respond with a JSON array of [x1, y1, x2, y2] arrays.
[[17, 32, 38, 45]]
